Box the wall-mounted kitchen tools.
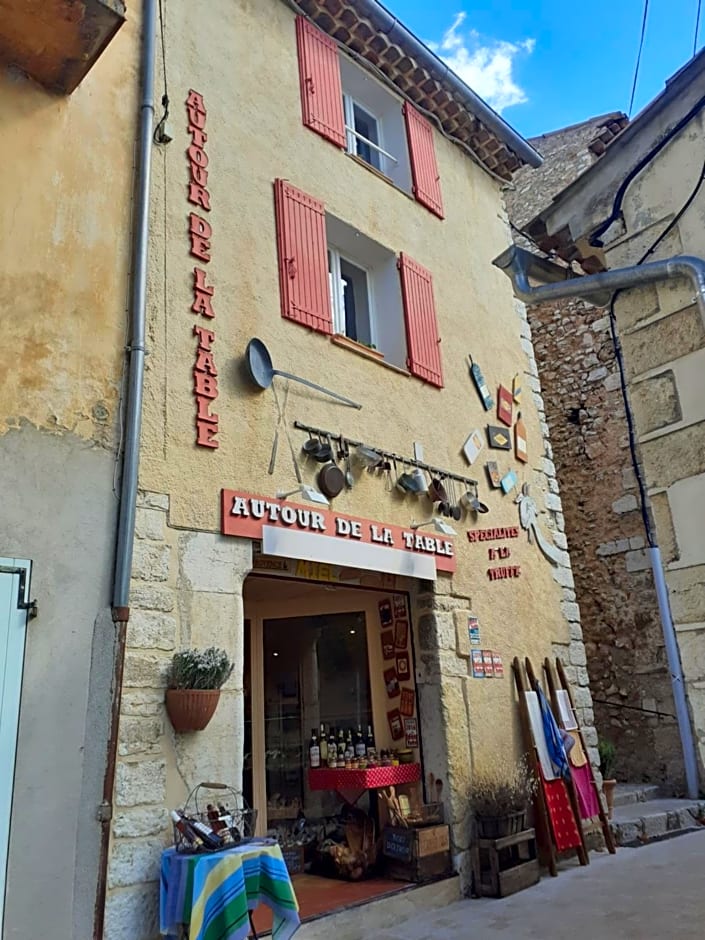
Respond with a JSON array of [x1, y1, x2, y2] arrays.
[[497, 384, 513, 426], [514, 413, 528, 463], [462, 428, 484, 465], [487, 426, 511, 450], [468, 355, 494, 411], [244, 338, 362, 409]]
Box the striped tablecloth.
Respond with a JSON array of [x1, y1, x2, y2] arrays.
[[160, 841, 300, 940]]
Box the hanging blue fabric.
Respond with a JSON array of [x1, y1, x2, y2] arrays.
[[537, 683, 570, 779]]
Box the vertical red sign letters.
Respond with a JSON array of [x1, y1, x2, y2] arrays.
[[187, 89, 219, 449]]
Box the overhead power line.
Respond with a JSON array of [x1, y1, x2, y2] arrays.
[[695, 0, 703, 56], [628, 0, 650, 116]]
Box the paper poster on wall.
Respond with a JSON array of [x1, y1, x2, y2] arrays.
[[393, 595, 408, 620], [492, 651, 504, 678], [468, 616, 481, 646], [396, 652, 411, 681], [482, 650, 494, 677], [394, 619, 409, 650], [404, 717, 418, 747], [471, 650, 484, 678], [388, 709, 404, 740], [379, 598, 393, 627]]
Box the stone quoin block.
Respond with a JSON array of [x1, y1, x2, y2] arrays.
[[631, 370, 681, 434], [126, 610, 177, 651], [117, 717, 164, 757], [112, 807, 169, 839], [131, 542, 171, 581], [115, 759, 166, 807], [107, 838, 164, 888], [612, 494, 638, 515], [104, 884, 159, 940], [137, 490, 170, 511], [122, 652, 170, 689], [129, 584, 176, 612], [134, 506, 167, 541]]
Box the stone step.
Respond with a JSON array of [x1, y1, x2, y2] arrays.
[[610, 797, 705, 846], [613, 783, 663, 807]]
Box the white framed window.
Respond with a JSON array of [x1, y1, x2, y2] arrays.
[[339, 56, 411, 192], [326, 215, 407, 369]]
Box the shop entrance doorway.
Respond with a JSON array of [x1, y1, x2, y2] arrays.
[[243, 574, 420, 924]]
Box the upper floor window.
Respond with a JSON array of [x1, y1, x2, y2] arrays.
[[295, 16, 444, 219]]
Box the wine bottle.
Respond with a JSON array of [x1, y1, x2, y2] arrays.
[[319, 722, 328, 764], [171, 810, 202, 847], [344, 728, 354, 761], [191, 817, 225, 849], [355, 724, 366, 758], [309, 728, 320, 768], [337, 728, 346, 766], [366, 724, 376, 759], [328, 728, 337, 767]]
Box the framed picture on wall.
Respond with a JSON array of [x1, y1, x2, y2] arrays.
[[399, 688, 415, 717], [381, 630, 395, 660], [394, 619, 409, 650], [396, 652, 411, 681], [404, 717, 418, 747], [384, 667, 401, 698], [378, 599, 393, 627], [388, 709, 404, 740], [393, 595, 408, 620]]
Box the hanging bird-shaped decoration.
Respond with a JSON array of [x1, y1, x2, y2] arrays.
[[468, 355, 494, 411], [515, 483, 562, 565]]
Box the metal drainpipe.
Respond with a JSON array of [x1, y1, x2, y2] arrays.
[[493, 245, 702, 799], [94, 0, 157, 936]]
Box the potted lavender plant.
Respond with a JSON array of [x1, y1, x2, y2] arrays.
[[165, 647, 233, 732]]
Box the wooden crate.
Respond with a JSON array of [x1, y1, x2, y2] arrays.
[[385, 850, 452, 883], [383, 825, 451, 883], [471, 828, 539, 898], [383, 824, 450, 862]]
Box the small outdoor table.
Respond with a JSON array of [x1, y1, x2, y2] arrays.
[[160, 840, 300, 940], [308, 763, 421, 806]]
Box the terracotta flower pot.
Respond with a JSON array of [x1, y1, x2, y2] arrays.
[[165, 688, 221, 732], [602, 778, 617, 819]]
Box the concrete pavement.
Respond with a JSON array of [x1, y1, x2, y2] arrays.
[[377, 830, 705, 939]]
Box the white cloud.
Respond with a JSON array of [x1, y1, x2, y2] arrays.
[[428, 12, 534, 113]]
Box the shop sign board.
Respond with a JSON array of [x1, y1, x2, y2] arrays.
[[221, 489, 456, 575]]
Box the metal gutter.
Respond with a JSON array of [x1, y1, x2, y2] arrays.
[[493, 244, 702, 799], [493, 245, 705, 321], [94, 0, 157, 935], [354, 0, 542, 169]]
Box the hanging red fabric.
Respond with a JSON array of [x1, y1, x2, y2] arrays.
[[273, 179, 332, 334], [398, 253, 443, 387], [403, 102, 444, 218], [296, 17, 346, 149]]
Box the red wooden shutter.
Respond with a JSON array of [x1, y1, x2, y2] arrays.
[[296, 17, 346, 149], [274, 179, 332, 334], [398, 253, 443, 387], [403, 102, 444, 219]]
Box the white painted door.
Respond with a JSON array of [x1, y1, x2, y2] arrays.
[[0, 558, 32, 930]]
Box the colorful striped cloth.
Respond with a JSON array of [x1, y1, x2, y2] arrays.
[[160, 842, 300, 940]]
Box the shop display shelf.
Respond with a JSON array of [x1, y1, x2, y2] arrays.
[[308, 763, 421, 792]]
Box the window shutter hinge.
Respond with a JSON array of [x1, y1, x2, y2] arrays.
[[97, 801, 113, 822]]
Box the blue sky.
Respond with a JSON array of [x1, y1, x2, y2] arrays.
[[390, 1, 702, 138]]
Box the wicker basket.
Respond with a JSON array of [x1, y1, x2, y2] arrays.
[[173, 782, 257, 854]]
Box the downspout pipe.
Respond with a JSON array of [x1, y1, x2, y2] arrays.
[[493, 244, 702, 799], [354, 0, 542, 170], [94, 1, 157, 936]]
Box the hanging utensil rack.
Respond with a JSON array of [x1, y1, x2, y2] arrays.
[[293, 421, 478, 488]]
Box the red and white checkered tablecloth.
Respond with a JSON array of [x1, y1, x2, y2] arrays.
[[308, 763, 421, 792]]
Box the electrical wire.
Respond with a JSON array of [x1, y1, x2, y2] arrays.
[[153, 0, 170, 143], [628, 0, 650, 116], [695, 0, 703, 56]]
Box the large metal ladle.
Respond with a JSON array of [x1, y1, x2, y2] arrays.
[[244, 338, 362, 409]]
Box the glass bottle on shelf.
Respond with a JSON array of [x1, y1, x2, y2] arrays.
[[309, 729, 320, 768], [344, 729, 354, 762], [319, 723, 328, 765], [328, 728, 337, 767], [355, 724, 366, 758], [337, 729, 346, 766], [366, 724, 376, 760]]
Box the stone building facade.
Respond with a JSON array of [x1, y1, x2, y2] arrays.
[[101, 1, 597, 936], [505, 115, 685, 787], [524, 50, 705, 789]]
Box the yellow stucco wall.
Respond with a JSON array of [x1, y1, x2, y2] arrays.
[[138, 0, 575, 758], [0, 14, 139, 443]]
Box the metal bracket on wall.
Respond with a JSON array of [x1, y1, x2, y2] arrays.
[[0, 565, 38, 619], [293, 421, 478, 488]]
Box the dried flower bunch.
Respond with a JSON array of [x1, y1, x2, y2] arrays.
[[470, 756, 537, 817], [168, 647, 234, 690]]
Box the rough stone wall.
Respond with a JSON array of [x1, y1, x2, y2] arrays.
[[104, 490, 252, 940], [528, 297, 683, 785]]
